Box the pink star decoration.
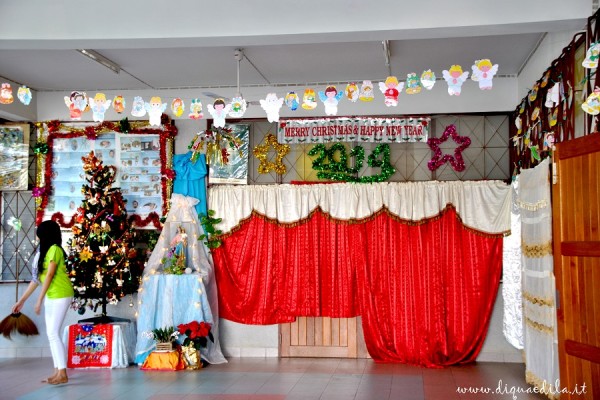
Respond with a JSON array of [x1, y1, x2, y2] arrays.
[[427, 124, 471, 172]]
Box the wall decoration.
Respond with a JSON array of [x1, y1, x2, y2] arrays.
[[442, 65, 469, 96], [0, 124, 29, 190], [228, 96, 247, 118], [64, 91, 89, 120], [112, 95, 126, 114], [171, 98, 185, 117], [131, 96, 146, 117], [188, 98, 204, 119], [252, 133, 290, 175], [582, 41, 600, 68], [405, 73, 422, 94], [0, 83, 14, 104], [582, 87, 600, 115], [427, 124, 471, 172], [345, 82, 359, 102], [284, 92, 299, 111], [471, 59, 498, 90], [89, 93, 111, 122], [260, 93, 284, 122], [188, 126, 244, 166], [544, 84, 560, 108], [207, 98, 230, 128], [420, 70, 436, 90], [301, 88, 317, 110], [528, 83, 539, 102], [208, 123, 249, 184], [359, 80, 375, 102], [308, 143, 395, 183], [318, 85, 343, 116], [145, 97, 167, 126], [34, 119, 176, 228], [278, 116, 430, 144], [378, 76, 404, 106]]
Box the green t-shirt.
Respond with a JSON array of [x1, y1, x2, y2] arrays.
[[39, 244, 74, 299]]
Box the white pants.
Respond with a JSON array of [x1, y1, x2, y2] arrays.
[[44, 297, 72, 370]]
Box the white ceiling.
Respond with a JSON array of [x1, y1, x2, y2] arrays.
[[0, 0, 592, 95]]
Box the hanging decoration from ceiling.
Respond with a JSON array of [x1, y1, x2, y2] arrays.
[[131, 96, 147, 117], [64, 91, 89, 120], [188, 98, 204, 119], [379, 76, 404, 106], [427, 124, 471, 172], [359, 80, 375, 102], [89, 93, 111, 122], [17, 86, 32, 105], [145, 96, 167, 126], [0, 83, 14, 104], [442, 65, 469, 96], [284, 92, 299, 111], [420, 70, 436, 90], [345, 82, 359, 102], [252, 133, 290, 175], [405, 73, 422, 94], [260, 93, 284, 122], [228, 96, 247, 118], [308, 143, 395, 183], [582, 41, 600, 68], [112, 95, 125, 113], [171, 98, 185, 117], [188, 126, 244, 166], [318, 85, 344, 116], [207, 98, 231, 128], [301, 89, 317, 110], [471, 59, 499, 90], [278, 116, 429, 144]]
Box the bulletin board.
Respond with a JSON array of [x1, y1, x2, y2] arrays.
[[34, 120, 177, 228]]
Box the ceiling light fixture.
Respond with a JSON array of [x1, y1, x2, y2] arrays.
[[76, 49, 121, 74]]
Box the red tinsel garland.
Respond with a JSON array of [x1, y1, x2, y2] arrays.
[[36, 119, 177, 227]]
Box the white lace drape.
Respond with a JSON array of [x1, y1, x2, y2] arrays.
[[502, 178, 524, 349], [519, 159, 559, 398]]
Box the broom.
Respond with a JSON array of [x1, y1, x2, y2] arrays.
[[0, 258, 39, 339]]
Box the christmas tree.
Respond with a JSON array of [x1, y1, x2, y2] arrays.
[[67, 151, 142, 320]]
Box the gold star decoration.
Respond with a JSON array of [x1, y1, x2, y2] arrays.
[[79, 246, 93, 262], [252, 134, 290, 175]]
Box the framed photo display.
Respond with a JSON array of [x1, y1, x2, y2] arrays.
[[34, 120, 177, 228], [0, 123, 30, 191]]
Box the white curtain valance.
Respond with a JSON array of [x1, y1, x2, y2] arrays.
[[208, 181, 511, 235]]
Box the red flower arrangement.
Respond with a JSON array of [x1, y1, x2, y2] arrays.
[[177, 321, 214, 350]]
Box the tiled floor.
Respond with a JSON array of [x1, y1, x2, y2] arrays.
[[0, 357, 549, 400]]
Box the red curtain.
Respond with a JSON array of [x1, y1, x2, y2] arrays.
[[212, 207, 502, 366]]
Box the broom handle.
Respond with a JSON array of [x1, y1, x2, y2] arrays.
[[15, 258, 19, 302]]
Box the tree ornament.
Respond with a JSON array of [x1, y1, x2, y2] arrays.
[[253, 134, 290, 175], [427, 124, 471, 172]]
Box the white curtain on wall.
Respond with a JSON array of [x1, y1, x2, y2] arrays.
[[502, 179, 524, 350], [518, 159, 559, 398]]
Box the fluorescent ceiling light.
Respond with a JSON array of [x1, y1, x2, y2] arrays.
[[76, 49, 121, 74]]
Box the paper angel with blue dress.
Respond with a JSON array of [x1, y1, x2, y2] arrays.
[[145, 96, 167, 126], [442, 65, 469, 96], [207, 98, 231, 128], [131, 96, 146, 117], [318, 86, 344, 116], [135, 193, 226, 365], [89, 93, 112, 122]]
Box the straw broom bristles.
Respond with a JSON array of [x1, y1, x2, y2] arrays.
[[0, 312, 39, 339]]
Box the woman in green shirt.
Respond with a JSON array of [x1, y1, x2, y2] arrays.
[[12, 220, 74, 385]]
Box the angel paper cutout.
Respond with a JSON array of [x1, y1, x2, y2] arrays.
[[583, 42, 600, 69], [131, 96, 146, 117], [17, 86, 32, 105], [188, 98, 204, 119], [420, 70, 436, 90], [442, 65, 469, 96], [171, 98, 185, 117], [318, 86, 344, 116], [301, 89, 317, 110], [345, 82, 359, 102], [359, 80, 374, 102], [285, 92, 299, 111], [405, 73, 422, 94], [582, 87, 600, 115], [64, 91, 89, 120], [0, 83, 14, 104], [89, 93, 111, 122], [471, 59, 498, 90], [207, 98, 231, 128], [145, 96, 167, 126], [228, 96, 247, 118], [260, 93, 284, 122], [378, 76, 404, 106], [112, 95, 126, 113]]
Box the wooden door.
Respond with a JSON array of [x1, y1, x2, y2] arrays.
[[552, 134, 600, 399], [280, 317, 368, 358]]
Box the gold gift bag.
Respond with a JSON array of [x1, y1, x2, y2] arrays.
[[181, 345, 202, 370]]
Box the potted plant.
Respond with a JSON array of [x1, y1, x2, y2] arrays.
[[176, 321, 214, 369], [152, 326, 177, 351]]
